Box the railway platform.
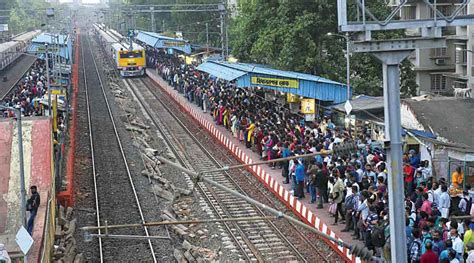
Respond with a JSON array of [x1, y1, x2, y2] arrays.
[[0, 55, 37, 99], [0, 118, 53, 261], [146, 69, 363, 263]]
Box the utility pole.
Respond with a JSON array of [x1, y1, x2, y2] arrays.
[[150, 7, 155, 32], [205, 22, 209, 54], [162, 19, 165, 32], [336, 1, 454, 261], [127, 10, 133, 51], [225, 22, 229, 59], [46, 43, 52, 117], [219, 11, 224, 59], [17, 108, 26, 233], [345, 32, 350, 102]]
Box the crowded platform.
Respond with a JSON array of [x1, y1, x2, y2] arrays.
[[145, 49, 474, 262], [1, 59, 48, 117]]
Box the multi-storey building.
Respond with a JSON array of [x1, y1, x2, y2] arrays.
[[395, 0, 473, 97]]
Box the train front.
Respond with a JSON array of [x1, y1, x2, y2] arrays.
[[117, 48, 146, 77]]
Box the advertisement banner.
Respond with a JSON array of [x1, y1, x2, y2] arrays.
[[287, 93, 299, 103], [301, 98, 315, 114]]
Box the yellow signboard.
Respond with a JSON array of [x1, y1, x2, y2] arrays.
[[287, 93, 300, 103], [301, 98, 315, 114], [251, 76, 299, 89], [51, 88, 66, 95]]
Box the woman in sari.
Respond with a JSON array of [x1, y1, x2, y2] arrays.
[[246, 120, 255, 148]]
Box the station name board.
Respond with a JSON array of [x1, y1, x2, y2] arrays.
[[251, 76, 299, 89], [162, 41, 186, 47]]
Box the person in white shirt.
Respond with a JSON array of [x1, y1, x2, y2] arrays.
[[440, 185, 451, 218], [355, 163, 364, 183], [420, 160, 432, 182], [466, 242, 474, 263], [449, 228, 464, 259], [0, 243, 11, 263], [428, 182, 441, 206]]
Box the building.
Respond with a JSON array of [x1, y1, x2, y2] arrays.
[[401, 96, 474, 181], [395, 0, 473, 97]]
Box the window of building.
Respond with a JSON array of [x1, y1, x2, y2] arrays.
[[431, 74, 447, 91], [455, 47, 468, 64], [431, 47, 448, 58], [454, 81, 467, 89], [401, 5, 417, 20], [429, 4, 467, 17]]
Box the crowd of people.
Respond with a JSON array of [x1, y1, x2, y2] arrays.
[[146, 50, 474, 262], [1, 59, 48, 117]]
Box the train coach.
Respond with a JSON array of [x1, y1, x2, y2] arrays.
[[93, 24, 146, 77], [0, 30, 41, 71]]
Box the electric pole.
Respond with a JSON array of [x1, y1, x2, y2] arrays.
[[206, 22, 209, 54], [150, 7, 155, 32]]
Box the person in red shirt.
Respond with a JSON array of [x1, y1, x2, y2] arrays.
[[420, 241, 439, 263], [404, 161, 415, 196]]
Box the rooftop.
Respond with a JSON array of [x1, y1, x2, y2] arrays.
[[403, 96, 474, 147], [331, 95, 384, 113]]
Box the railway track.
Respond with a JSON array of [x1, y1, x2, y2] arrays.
[[81, 32, 157, 262], [124, 77, 329, 262]]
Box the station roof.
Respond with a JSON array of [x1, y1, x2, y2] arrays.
[[197, 61, 351, 103], [332, 95, 384, 113], [31, 33, 69, 45], [27, 33, 73, 60], [136, 31, 192, 54]]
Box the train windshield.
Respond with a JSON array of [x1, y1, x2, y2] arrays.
[[119, 51, 143, 58]]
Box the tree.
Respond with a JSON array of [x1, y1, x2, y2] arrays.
[[229, 0, 418, 97], [8, 0, 51, 34]]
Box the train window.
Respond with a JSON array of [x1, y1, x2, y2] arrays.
[[119, 51, 143, 58]]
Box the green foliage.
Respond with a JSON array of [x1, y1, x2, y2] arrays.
[[8, 0, 51, 34], [120, 0, 221, 46], [230, 0, 418, 97]]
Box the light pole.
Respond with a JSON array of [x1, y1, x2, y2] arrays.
[[327, 32, 351, 103], [0, 106, 26, 258], [45, 43, 52, 117], [206, 23, 209, 54]]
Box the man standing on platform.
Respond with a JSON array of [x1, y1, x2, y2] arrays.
[[295, 158, 305, 199], [342, 185, 359, 232], [26, 185, 40, 235], [439, 185, 451, 219], [314, 163, 326, 209]]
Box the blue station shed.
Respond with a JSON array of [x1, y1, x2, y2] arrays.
[[136, 31, 192, 55], [197, 61, 351, 104], [27, 33, 73, 61]]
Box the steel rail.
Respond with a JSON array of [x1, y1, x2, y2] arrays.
[[122, 78, 254, 262], [140, 77, 327, 262], [213, 135, 330, 262], [80, 33, 104, 263], [84, 32, 158, 262], [132, 77, 312, 262]]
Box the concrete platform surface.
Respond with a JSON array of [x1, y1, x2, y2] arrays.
[[0, 118, 53, 261], [146, 69, 362, 263]]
